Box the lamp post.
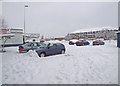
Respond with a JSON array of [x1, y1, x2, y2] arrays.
[[23, 4, 28, 44]]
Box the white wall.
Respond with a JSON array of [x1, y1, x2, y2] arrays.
[[0, 34, 23, 45], [0, 1, 2, 86]]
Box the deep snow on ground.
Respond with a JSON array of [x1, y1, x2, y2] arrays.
[[2, 40, 118, 84]]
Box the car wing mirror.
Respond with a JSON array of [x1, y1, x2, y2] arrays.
[[47, 46, 50, 49]]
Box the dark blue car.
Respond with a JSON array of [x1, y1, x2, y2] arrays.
[[36, 43, 66, 57]]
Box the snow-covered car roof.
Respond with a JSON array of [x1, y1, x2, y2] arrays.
[[69, 39, 79, 42], [44, 40, 62, 44]]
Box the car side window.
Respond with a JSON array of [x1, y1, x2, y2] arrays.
[[27, 43, 32, 47], [49, 43, 54, 47], [54, 44, 57, 47], [56, 43, 61, 46], [81, 40, 84, 42], [33, 43, 37, 46], [30, 43, 37, 47], [37, 43, 41, 46], [31, 43, 34, 47], [28, 44, 31, 47]]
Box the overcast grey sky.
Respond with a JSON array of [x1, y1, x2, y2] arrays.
[[2, 2, 118, 37]]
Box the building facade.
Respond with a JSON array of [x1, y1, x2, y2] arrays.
[[65, 28, 118, 40], [0, 28, 23, 46]]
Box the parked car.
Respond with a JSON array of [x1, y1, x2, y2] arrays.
[[19, 42, 47, 53], [69, 41, 75, 45], [69, 39, 78, 45], [36, 43, 65, 57], [93, 40, 105, 45], [76, 40, 90, 46]]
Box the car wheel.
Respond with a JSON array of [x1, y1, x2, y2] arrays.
[[76, 44, 80, 46], [27, 50, 29, 52], [61, 50, 65, 54], [40, 52, 46, 57], [76, 44, 79, 46], [87, 43, 90, 45]]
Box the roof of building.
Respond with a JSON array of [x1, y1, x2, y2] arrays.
[[0, 34, 14, 37], [71, 27, 117, 33]]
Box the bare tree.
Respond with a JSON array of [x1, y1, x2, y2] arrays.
[[0, 17, 8, 28], [41, 35, 44, 39]]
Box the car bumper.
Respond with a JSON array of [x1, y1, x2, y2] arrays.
[[19, 50, 28, 53]]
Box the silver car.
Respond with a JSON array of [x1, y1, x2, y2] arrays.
[[93, 40, 105, 45], [19, 42, 47, 53]]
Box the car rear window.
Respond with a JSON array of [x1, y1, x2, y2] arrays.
[[24, 43, 31, 46]]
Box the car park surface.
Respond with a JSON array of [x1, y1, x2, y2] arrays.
[[2, 40, 117, 84]]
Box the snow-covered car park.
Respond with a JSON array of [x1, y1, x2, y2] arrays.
[[2, 40, 118, 84]]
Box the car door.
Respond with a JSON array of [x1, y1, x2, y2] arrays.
[[46, 44, 57, 55], [53, 44, 60, 54], [25, 43, 32, 51], [81, 40, 84, 45], [84, 40, 88, 45]]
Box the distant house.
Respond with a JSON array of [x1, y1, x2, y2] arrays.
[[54, 37, 64, 41], [25, 33, 40, 42], [0, 29, 9, 34], [65, 27, 118, 40]]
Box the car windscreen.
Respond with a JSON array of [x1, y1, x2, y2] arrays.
[[78, 40, 83, 42], [24, 43, 32, 46], [98, 40, 103, 42], [95, 40, 102, 42], [83, 40, 87, 42]]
